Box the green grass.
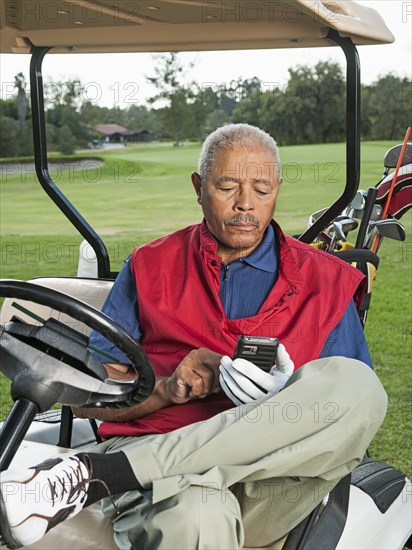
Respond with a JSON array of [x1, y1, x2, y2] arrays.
[[0, 141, 411, 478]]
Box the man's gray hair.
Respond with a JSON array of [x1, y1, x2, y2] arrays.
[[198, 123, 281, 181]]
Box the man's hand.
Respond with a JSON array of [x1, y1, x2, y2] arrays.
[[73, 349, 222, 422], [219, 343, 294, 406], [161, 348, 222, 404]]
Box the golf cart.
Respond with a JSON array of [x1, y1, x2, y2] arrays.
[[0, 1, 411, 548]]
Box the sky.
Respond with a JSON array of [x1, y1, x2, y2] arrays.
[[0, 0, 411, 108]]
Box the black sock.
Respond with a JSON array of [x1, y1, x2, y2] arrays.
[[76, 451, 143, 507]]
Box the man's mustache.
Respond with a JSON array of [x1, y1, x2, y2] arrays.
[[224, 214, 260, 226]]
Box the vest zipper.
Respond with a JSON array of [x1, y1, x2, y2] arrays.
[[223, 264, 230, 281]]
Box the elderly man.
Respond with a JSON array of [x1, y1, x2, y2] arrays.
[[0, 124, 386, 550]]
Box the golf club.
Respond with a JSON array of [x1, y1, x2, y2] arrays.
[[365, 219, 406, 251]]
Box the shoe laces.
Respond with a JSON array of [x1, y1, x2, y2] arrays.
[[49, 454, 120, 516], [47, 457, 91, 507]]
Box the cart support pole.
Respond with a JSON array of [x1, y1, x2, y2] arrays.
[[0, 399, 39, 471], [30, 47, 112, 278], [300, 30, 361, 244]]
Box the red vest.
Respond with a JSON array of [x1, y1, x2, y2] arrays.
[[98, 221, 365, 439]]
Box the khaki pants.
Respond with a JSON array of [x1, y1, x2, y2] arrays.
[[95, 357, 387, 549]]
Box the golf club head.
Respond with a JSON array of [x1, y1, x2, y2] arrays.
[[337, 218, 359, 234], [384, 143, 412, 169], [308, 207, 328, 228], [350, 190, 367, 210], [348, 191, 382, 221], [370, 219, 406, 242], [315, 231, 332, 250], [332, 221, 347, 242], [351, 204, 382, 221], [319, 231, 332, 243]]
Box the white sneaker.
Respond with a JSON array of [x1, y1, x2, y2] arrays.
[[0, 456, 91, 549]]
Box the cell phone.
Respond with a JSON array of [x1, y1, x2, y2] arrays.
[[233, 335, 279, 372]]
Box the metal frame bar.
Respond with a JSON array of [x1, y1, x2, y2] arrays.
[[299, 29, 361, 243], [29, 47, 111, 278], [29, 31, 360, 262]]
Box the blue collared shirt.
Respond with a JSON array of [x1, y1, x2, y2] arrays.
[[220, 224, 279, 320], [90, 225, 372, 367]]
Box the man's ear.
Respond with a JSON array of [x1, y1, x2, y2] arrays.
[[191, 172, 202, 203]]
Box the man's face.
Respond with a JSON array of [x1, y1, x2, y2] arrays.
[[192, 146, 281, 263]]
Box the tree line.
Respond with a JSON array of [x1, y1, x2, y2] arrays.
[[1, 54, 410, 158]]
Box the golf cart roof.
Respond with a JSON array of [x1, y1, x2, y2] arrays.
[[0, 0, 394, 54]]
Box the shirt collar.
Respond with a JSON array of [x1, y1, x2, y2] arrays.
[[199, 219, 278, 273], [240, 223, 278, 273]]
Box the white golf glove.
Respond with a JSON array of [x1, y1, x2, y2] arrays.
[[219, 343, 294, 406]]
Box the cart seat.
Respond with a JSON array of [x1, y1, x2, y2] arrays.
[[0, 277, 114, 335]]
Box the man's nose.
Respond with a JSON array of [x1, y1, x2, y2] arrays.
[[234, 188, 254, 211]]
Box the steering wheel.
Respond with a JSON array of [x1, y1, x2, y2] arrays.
[[0, 279, 155, 411]]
